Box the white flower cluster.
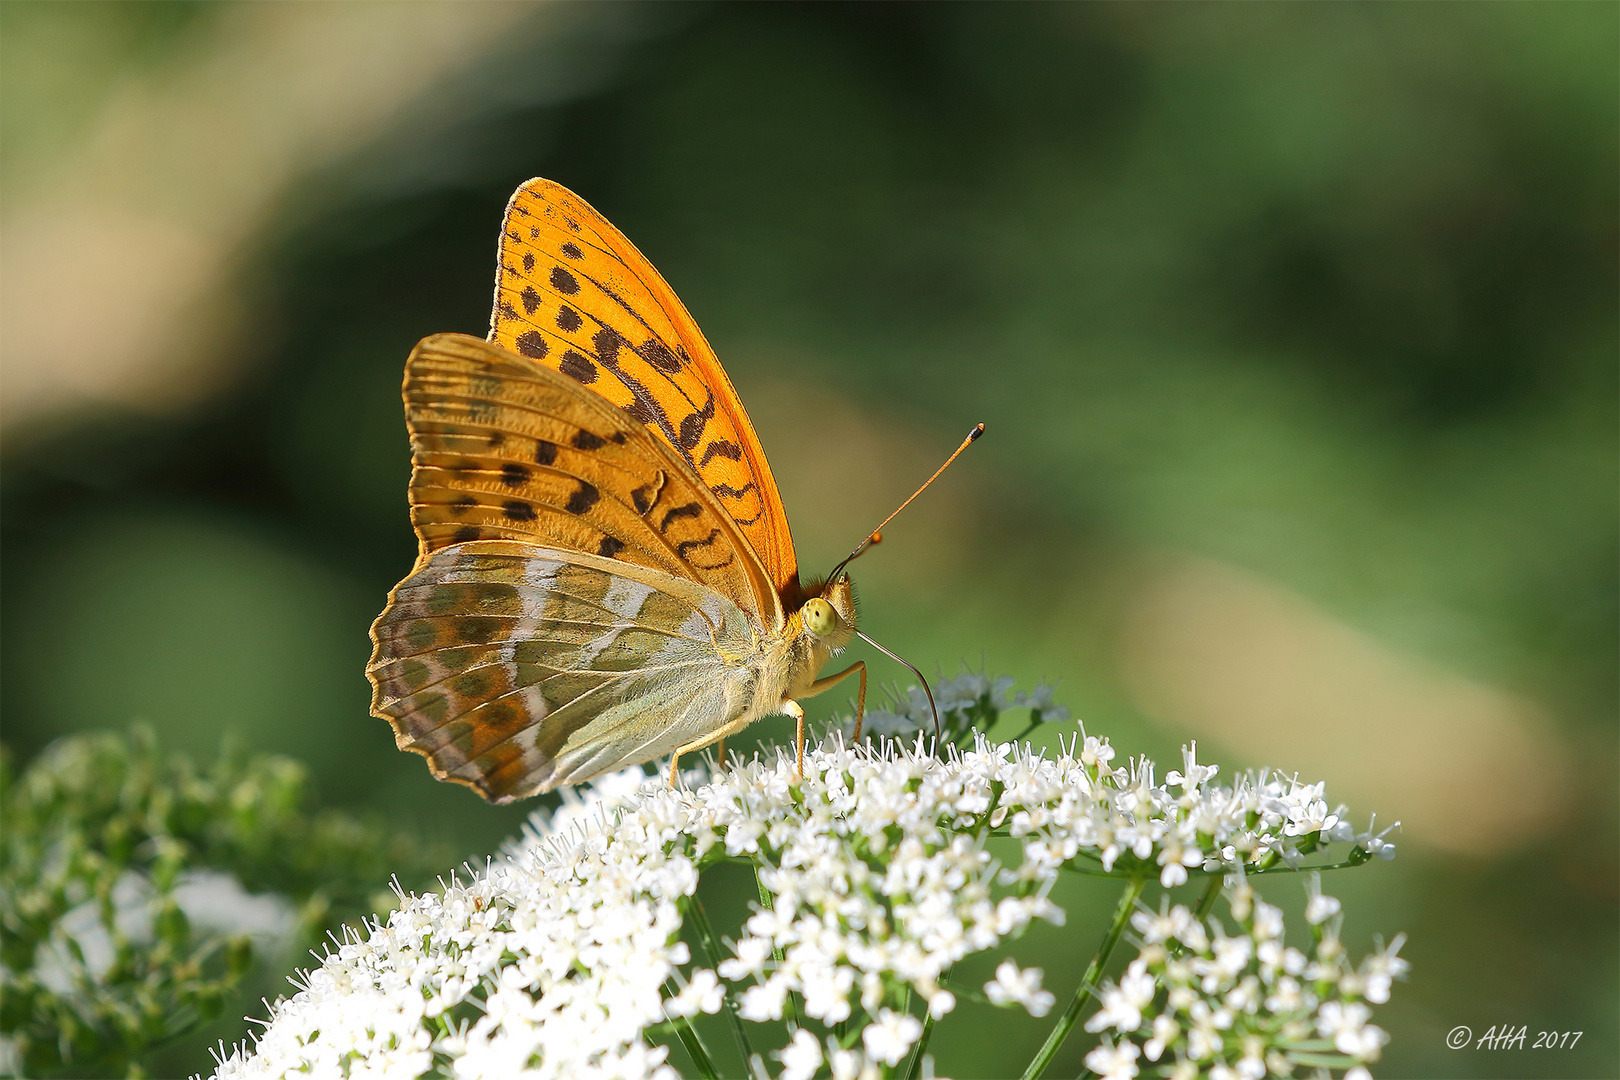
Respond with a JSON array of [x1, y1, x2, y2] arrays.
[[1084, 878, 1409, 1080], [206, 702, 1395, 1080], [210, 787, 706, 1080]]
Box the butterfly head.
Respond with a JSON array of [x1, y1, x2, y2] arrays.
[[797, 573, 857, 655]]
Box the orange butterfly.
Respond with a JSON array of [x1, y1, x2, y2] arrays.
[[367, 178, 972, 801]]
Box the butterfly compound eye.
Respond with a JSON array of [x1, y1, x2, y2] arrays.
[[802, 597, 837, 637]]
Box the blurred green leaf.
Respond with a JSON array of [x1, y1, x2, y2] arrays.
[[0, 727, 454, 1078]]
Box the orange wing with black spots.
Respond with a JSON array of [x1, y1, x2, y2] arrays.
[[488, 178, 800, 602], [400, 332, 781, 626]]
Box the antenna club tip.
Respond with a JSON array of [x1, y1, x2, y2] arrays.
[[869, 531, 883, 545], [969, 422, 986, 440]]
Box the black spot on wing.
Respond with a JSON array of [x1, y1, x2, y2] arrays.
[[593, 327, 621, 365], [486, 431, 506, 448], [699, 439, 743, 467], [520, 286, 541, 315], [642, 339, 682, 374], [660, 502, 703, 532], [559, 350, 598, 383], [709, 481, 758, 501], [565, 480, 600, 515], [631, 482, 657, 515], [450, 495, 476, 517], [515, 331, 548, 359], [502, 500, 536, 522], [522, 252, 535, 273], [677, 392, 716, 451], [500, 463, 530, 487], [561, 241, 584, 259], [534, 439, 558, 466], [454, 525, 481, 543], [597, 535, 625, 558], [676, 529, 721, 559], [556, 306, 582, 332], [550, 267, 580, 295], [572, 429, 607, 451]]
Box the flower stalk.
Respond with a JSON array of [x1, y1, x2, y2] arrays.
[[686, 895, 758, 1068], [1021, 875, 1146, 1080]]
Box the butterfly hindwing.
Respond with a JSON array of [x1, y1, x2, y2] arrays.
[[368, 541, 762, 800], [402, 332, 780, 625], [488, 178, 800, 600]]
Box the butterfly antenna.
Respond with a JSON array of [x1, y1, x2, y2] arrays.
[[830, 422, 985, 580], [855, 630, 941, 740]]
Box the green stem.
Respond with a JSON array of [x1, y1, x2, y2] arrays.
[[1195, 873, 1224, 918], [1243, 856, 1364, 875], [687, 896, 757, 1069], [663, 979, 721, 1080], [1289, 1052, 1364, 1068], [755, 863, 803, 1030], [904, 967, 950, 1080], [1019, 876, 1146, 1080]]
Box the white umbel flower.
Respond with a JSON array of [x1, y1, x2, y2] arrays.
[[985, 959, 1057, 1018], [1085, 1038, 1142, 1080], [205, 691, 1396, 1080], [774, 1028, 822, 1080], [862, 1007, 924, 1065], [1085, 959, 1156, 1033], [1088, 878, 1402, 1078]]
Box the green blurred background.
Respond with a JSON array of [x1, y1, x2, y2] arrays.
[[2, 2, 1614, 1077]]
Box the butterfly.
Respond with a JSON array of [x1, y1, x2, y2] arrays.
[[367, 178, 918, 802]]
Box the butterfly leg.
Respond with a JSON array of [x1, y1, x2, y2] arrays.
[[716, 738, 727, 769], [668, 753, 681, 788], [801, 661, 868, 742], [782, 700, 806, 778]]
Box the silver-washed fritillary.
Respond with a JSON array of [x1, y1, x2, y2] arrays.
[[366, 178, 875, 802]]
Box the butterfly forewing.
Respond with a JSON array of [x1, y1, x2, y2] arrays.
[[369, 541, 760, 800], [488, 178, 799, 599], [402, 333, 778, 622]]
